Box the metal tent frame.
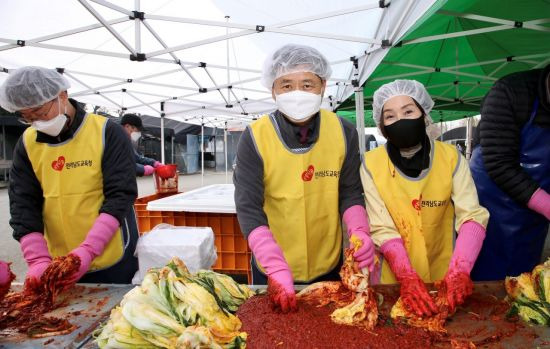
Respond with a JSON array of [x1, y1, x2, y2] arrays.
[[0, 0, 440, 164]]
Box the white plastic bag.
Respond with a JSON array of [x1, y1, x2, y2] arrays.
[[131, 224, 217, 284]]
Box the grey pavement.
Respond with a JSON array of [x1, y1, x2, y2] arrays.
[[1, 169, 550, 282], [0, 169, 233, 282]]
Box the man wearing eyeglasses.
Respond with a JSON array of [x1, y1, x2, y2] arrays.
[[0, 66, 139, 285]]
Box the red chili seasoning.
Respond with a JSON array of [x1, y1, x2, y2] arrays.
[[238, 295, 436, 349], [0, 255, 80, 337], [237, 285, 546, 349]]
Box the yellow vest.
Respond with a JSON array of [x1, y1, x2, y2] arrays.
[[249, 110, 345, 282], [364, 141, 458, 284], [23, 113, 124, 271]]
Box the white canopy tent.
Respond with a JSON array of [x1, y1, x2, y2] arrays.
[[0, 0, 438, 168]]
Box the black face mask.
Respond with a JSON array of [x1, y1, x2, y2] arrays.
[[384, 116, 426, 149]]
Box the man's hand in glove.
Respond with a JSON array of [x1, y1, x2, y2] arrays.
[[399, 273, 438, 317]]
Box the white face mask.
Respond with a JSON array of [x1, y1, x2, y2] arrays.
[[32, 98, 67, 137], [131, 131, 142, 143], [275, 90, 322, 123]]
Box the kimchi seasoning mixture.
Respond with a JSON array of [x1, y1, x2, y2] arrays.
[[0, 255, 80, 337], [238, 285, 539, 349], [238, 295, 437, 349]]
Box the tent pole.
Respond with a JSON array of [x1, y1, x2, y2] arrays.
[[355, 87, 365, 154], [146, 3, 381, 59], [171, 136, 174, 164], [465, 116, 473, 160], [2, 124, 6, 159], [226, 16, 231, 104], [352, 57, 366, 154], [134, 0, 141, 52], [1, 124, 5, 180], [213, 126, 217, 173], [201, 119, 204, 186], [160, 102, 165, 163], [77, 0, 135, 54], [224, 122, 228, 183]]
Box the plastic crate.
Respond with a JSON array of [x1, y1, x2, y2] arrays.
[[134, 189, 252, 283]]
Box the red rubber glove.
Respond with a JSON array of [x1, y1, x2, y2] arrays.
[[267, 274, 297, 313], [143, 165, 155, 176], [399, 274, 438, 317], [343, 205, 375, 271], [444, 271, 473, 311], [381, 238, 437, 317], [248, 225, 297, 313], [444, 221, 485, 311], [69, 213, 120, 282], [20, 232, 52, 285]]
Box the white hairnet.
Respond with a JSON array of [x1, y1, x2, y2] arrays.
[[0, 66, 70, 112], [371, 79, 434, 127], [261, 44, 332, 90]]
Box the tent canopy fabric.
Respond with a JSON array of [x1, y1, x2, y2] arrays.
[[0, 0, 437, 129], [337, 0, 550, 126]]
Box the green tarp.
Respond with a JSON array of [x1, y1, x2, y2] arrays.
[[337, 0, 550, 127]]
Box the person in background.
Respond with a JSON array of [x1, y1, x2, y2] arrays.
[[234, 44, 374, 312], [0, 66, 138, 285], [361, 80, 489, 316], [120, 113, 162, 177], [470, 64, 550, 281]]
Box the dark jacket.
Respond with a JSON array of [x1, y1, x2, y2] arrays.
[[9, 99, 138, 240], [134, 149, 157, 176], [477, 64, 550, 205], [233, 110, 365, 238]]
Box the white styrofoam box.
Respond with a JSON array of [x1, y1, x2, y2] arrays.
[[132, 224, 217, 284], [146, 184, 236, 213]]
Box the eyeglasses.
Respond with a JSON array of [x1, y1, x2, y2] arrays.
[[15, 98, 57, 125]]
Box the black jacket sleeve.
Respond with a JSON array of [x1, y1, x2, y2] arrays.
[[100, 120, 138, 223], [135, 150, 156, 166], [233, 127, 268, 239], [479, 79, 540, 205], [134, 150, 156, 177], [136, 163, 145, 176], [9, 137, 45, 241], [338, 118, 365, 215]]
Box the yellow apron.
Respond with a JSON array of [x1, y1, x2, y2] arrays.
[[23, 113, 124, 271], [364, 141, 459, 284], [249, 110, 345, 282]]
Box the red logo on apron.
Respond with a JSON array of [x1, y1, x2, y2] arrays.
[[412, 194, 422, 211], [302, 165, 314, 181], [51, 156, 65, 171]]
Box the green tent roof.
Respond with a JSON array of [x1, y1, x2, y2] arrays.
[[337, 0, 550, 127]]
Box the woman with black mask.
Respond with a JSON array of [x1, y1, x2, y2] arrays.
[[360, 80, 489, 318]]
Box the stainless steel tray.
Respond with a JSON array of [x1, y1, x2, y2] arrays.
[[0, 283, 133, 349]]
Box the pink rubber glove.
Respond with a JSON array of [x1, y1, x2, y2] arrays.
[[20, 232, 52, 285], [444, 220, 486, 311], [153, 161, 163, 168], [343, 205, 375, 271], [69, 213, 120, 282], [143, 165, 155, 176], [248, 225, 297, 313], [381, 238, 437, 317], [527, 188, 550, 220], [0, 261, 15, 300], [0, 261, 12, 285]]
